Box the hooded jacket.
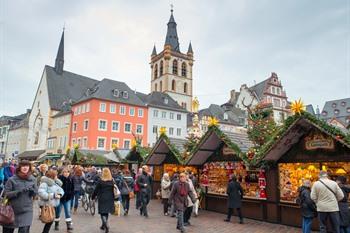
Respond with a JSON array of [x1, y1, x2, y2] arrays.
[[38, 176, 64, 207]]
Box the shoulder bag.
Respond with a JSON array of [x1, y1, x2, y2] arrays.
[[123, 180, 134, 199], [319, 180, 338, 199], [0, 189, 15, 225]]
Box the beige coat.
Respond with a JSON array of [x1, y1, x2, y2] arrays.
[[187, 179, 197, 207], [161, 178, 171, 199], [311, 177, 344, 212]]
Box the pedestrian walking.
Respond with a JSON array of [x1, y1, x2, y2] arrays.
[[120, 170, 134, 216], [38, 170, 64, 233], [55, 167, 74, 232], [92, 168, 115, 233], [298, 180, 317, 233], [134, 168, 142, 210], [224, 175, 244, 224], [184, 174, 197, 226], [169, 173, 196, 233], [71, 166, 84, 214], [336, 176, 350, 233], [2, 160, 37, 233], [311, 170, 344, 233], [161, 173, 171, 216], [136, 166, 152, 218], [170, 173, 179, 217]]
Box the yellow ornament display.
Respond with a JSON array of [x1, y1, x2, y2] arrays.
[[290, 99, 306, 115], [159, 127, 167, 135], [208, 116, 219, 126]]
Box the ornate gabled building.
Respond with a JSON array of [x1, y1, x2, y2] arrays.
[[150, 9, 194, 112]]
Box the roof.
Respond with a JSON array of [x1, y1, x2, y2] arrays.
[[136, 91, 187, 112], [320, 98, 350, 125], [305, 104, 315, 116], [45, 65, 99, 111], [151, 45, 157, 56], [76, 78, 145, 107], [249, 80, 268, 101], [199, 104, 246, 126], [187, 42, 193, 54], [164, 11, 180, 52], [52, 110, 71, 118], [17, 150, 46, 160]]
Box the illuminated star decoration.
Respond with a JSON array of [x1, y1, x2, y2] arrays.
[[290, 99, 306, 115], [131, 139, 137, 148], [208, 116, 219, 126], [112, 143, 118, 150], [159, 127, 167, 135]]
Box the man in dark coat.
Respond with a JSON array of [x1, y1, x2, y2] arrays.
[[224, 175, 244, 224], [169, 173, 196, 233], [136, 165, 153, 217], [298, 180, 317, 233], [336, 176, 350, 233]]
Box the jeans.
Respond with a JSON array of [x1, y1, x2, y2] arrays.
[[227, 208, 243, 221], [135, 191, 141, 209], [55, 200, 72, 221], [177, 210, 184, 230], [71, 191, 80, 209], [121, 194, 130, 212], [302, 217, 313, 233], [184, 206, 193, 223], [340, 226, 350, 233], [319, 211, 340, 233], [2, 226, 30, 233], [140, 191, 150, 216]]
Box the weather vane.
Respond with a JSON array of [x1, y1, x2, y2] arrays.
[[170, 4, 174, 13]]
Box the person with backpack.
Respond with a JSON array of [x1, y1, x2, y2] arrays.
[[298, 180, 317, 233], [311, 171, 344, 233]]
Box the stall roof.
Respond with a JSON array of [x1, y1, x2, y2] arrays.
[[145, 135, 186, 165], [263, 114, 350, 162], [17, 150, 46, 161], [186, 126, 253, 166], [71, 149, 123, 165]]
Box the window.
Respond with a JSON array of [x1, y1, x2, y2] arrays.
[[84, 120, 89, 131], [120, 105, 126, 115], [176, 128, 181, 136], [136, 125, 143, 134], [111, 138, 119, 149], [74, 107, 78, 116], [97, 138, 106, 149], [123, 140, 131, 149], [153, 110, 159, 117], [161, 111, 167, 118], [72, 138, 76, 146], [334, 109, 340, 115], [277, 88, 281, 95], [154, 64, 158, 79], [98, 120, 107, 131], [152, 125, 158, 134], [123, 91, 129, 99], [181, 62, 187, 77], [160, 81, 163, 92], [164, 98, 168, 104], [110, 104, 116, 113], [62, 136, 67, 149], [273, 98, 281, 107], [177, 114, 182, 120], [82, 104, 86, 113], [138, 109, 144, 117], [347, 108, 350, 113], [112, 121, 119, 132], [86, 103, 90, 112], [271, 87, 276, 94], [113, 89, 120, 97], [83, 137, 88, 148], [129, 107, 135, 116], [169, 127, 174, 135], [77, 106, 81, 115], [332, 103, 337, 108], [47, 139, 54, 149], [224, 112, 228, 120], [170, 112, 174, 120], [322, 111, 328, 116], [341, 101, 346, 107], [124, 123, 132, 133], [184, 83, 188, 94], [181, 102, 187, 109], [72, 122, 77, 132], [155, 83, 158, 91], [77, 138, 81, 147], [100, 103, 106, 112], [160, 61, 163, 76], [172, 59, 178, 75], [172, 80, 176, 91]]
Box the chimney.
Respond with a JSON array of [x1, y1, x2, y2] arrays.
[[229, 90, 236, 104]]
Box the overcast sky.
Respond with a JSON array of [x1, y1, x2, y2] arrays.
[[0, 0, 349, 116]]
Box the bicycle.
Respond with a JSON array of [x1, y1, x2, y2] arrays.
[[81, 182, 96, 216]]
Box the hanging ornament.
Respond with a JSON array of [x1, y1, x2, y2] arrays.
[[290, 98, 306, 115], [208, 116, 219, 126], [159, 127, 167, 135]]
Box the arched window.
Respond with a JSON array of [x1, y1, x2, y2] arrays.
[[172, 59, 178, 75], [155, 83, 158, 92], [181, 62, 187, 77], [154, 64, 158, 79], [160, 61, 164, 76], [171, 80, 176, 91], [184, 82, 188, 94], [160, 81, 163, 92]]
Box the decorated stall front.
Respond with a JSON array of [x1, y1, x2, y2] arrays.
[[258, 111, 350, 228], [185, 124, 270, 220], [145, 133, 198, 196]]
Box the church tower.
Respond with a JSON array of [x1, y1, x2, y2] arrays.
[[150, 8, 194, 112]]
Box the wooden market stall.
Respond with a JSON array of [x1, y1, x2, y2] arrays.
[[260, 113, 350, 229], [145, 134, 197, 197], [185, 125, 270, 220]]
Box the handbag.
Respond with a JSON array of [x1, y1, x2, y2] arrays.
[[123, 180, 134, 199], [0, 190, 15, 225], [40, 205, 55, 223], [113, 201, 121, 216], [113, 181, 121, 198]]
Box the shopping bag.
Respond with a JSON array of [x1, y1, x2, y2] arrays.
[[0, 197, 14, 225], [114, 201, 121, 216], [40, 205, 55, 223]]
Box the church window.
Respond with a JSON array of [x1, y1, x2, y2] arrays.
[[34, 132, 39, 145], [160, 81, 163, 92], [160, 61, 164, 76], [172, 80, 176, 91], [184, 83, 188, 94], [181, 62, 187, 77], [172, 60, 178, 75], [154, 64, 158, 79]]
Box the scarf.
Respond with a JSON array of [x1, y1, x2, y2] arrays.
[[17, 171, 31, 180], [179, 182, 187, 196]]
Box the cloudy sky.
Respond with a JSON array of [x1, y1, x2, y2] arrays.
[[0, 0, 349, 116]]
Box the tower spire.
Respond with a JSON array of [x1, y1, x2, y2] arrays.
[[187, 41, 193, 54], [151, 44, 157, 56], [164, 6, 180, 52], [54, 28, 64, 75]]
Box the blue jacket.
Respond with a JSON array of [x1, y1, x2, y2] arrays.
[[38, 176, 64, 207]]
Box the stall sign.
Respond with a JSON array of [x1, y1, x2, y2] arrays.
[[222, 145, 236, 155], [305, 134, 334, 150]]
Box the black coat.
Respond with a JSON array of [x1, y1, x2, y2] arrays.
[[59, 175, 74, 202], [226, 180, 243, 209], [299, 186, 317, 218], [137, 173, 152, 194], [339, 185, 350, 227], [92, 180, 115, 214]]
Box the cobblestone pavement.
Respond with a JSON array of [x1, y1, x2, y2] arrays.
[[29, 200, 303, 233]]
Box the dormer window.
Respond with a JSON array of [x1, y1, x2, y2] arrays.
[[334, 109, 340, 115], [164, 98, 169, 104], [347, 107, 350, 113], [332, 103, 337, 108], [224, 112, 228, 120], [341, 101, 346, 107], [322, 111, 328, 116], [113, 89, 120, 97], [122, 91, 129, 99]]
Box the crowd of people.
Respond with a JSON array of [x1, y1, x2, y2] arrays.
[[1, 160, 350, 233]]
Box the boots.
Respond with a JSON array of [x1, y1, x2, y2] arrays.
[[101, 216, 109, 233], [66, 221, 73, 232], [54, 221, 59, 231]]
